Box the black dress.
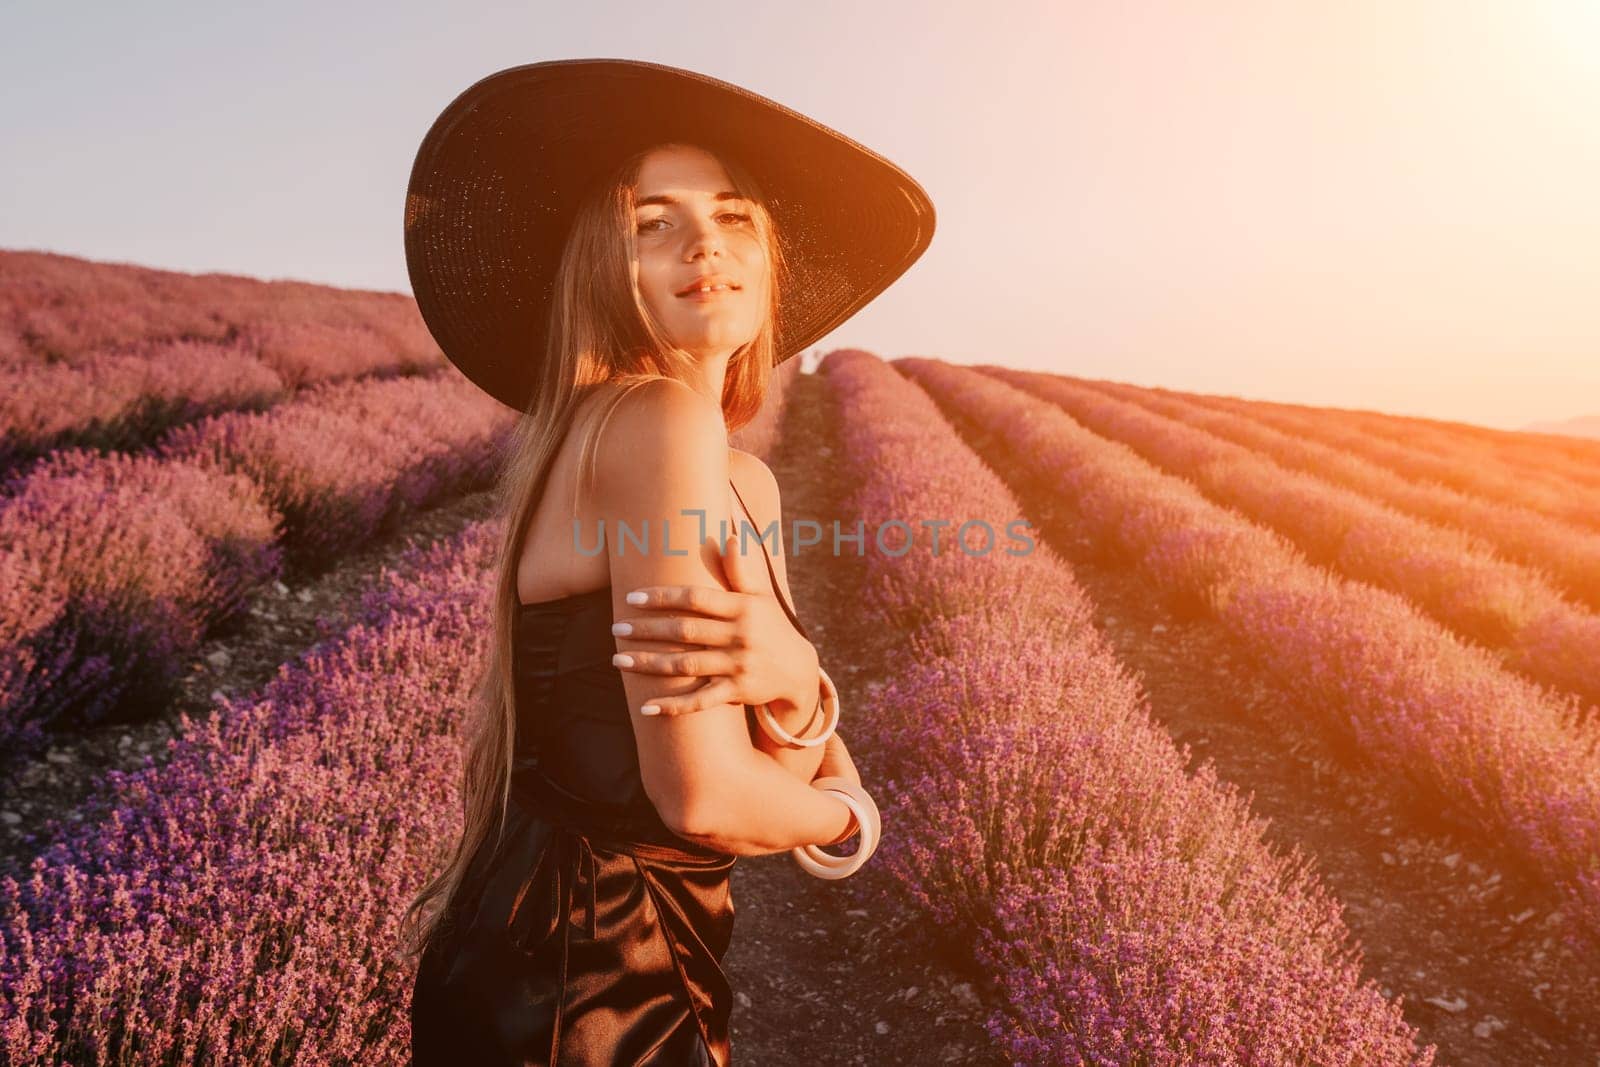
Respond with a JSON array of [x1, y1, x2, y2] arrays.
[[410, 479, 809, 1066]]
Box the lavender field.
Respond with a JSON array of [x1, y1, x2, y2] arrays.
[[2, 252, 1598, 1064]]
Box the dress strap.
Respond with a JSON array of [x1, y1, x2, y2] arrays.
[[728, 477, 809, 641]]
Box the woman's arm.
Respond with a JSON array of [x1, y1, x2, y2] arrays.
[[728, 448, 829, 784], [595, 379, 852, 855]]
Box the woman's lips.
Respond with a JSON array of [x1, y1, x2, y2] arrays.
[[677, 287, 741, 302]]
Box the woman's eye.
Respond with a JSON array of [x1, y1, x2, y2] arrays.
[[636, 212, 748, 234]]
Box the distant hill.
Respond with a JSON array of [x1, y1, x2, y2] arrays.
[[1520, 415, 1600, 440]]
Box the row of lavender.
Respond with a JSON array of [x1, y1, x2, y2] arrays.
[[0, 369, 512, 754], [0, 250, 444, 471], [1198, 387, 1600, 497], [1074, 376, 1600, 616], [997, 372, 1600, 710], [905, 359, 1600, 952], [1154, 381, 1600, 535], [821, 351, 1432, 1064], [0, 519, 501, 1063]]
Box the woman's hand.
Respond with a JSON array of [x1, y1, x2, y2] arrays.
[[610, 533, 820, 719]]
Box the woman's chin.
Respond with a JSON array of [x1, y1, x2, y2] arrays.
[[665, 327, 759, 354]]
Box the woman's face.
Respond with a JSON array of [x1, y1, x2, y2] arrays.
[[631, 144, 768, 362]]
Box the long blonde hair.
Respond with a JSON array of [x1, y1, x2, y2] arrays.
[[397, 141, 789, 963]]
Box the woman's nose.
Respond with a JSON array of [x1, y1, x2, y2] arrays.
[[683, 218, 726, 259]]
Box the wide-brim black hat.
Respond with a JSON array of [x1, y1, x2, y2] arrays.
[[403, 57, 937, 413]]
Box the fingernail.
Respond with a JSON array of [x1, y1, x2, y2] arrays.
[[611, 622, 632, 636], [612, 653, 634, 667], [626, 590, 647, 605], [641, 704, 661, 716]]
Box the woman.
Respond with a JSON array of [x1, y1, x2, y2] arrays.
[[398, 59, 935, 1065]]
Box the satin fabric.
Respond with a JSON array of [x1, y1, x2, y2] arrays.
[[410, 479, 809, 1066]]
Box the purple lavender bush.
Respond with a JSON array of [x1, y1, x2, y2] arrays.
[[0, 337, 285, 475], [0, 448, 281, 747], [0, 519, 502, 1064], [157, 369, 513, 569]]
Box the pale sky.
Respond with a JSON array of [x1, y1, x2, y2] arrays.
[[3, 0, 1597, 430]]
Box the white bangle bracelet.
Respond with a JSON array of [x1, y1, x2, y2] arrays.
[[791, 776, 880, 880], [792, 779, 879, 879], [755, 665, 839, 749]]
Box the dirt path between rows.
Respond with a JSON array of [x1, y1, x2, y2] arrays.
[[922, 368, 1600, 1067], [723, 370, 1009, 1065]]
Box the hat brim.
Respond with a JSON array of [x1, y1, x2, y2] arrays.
[[403, 57, 936, 413]]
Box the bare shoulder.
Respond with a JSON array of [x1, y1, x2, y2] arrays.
[[592, 377, 726, 485], [606, 375, 723, 439], [728, 447, 781, 520]]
